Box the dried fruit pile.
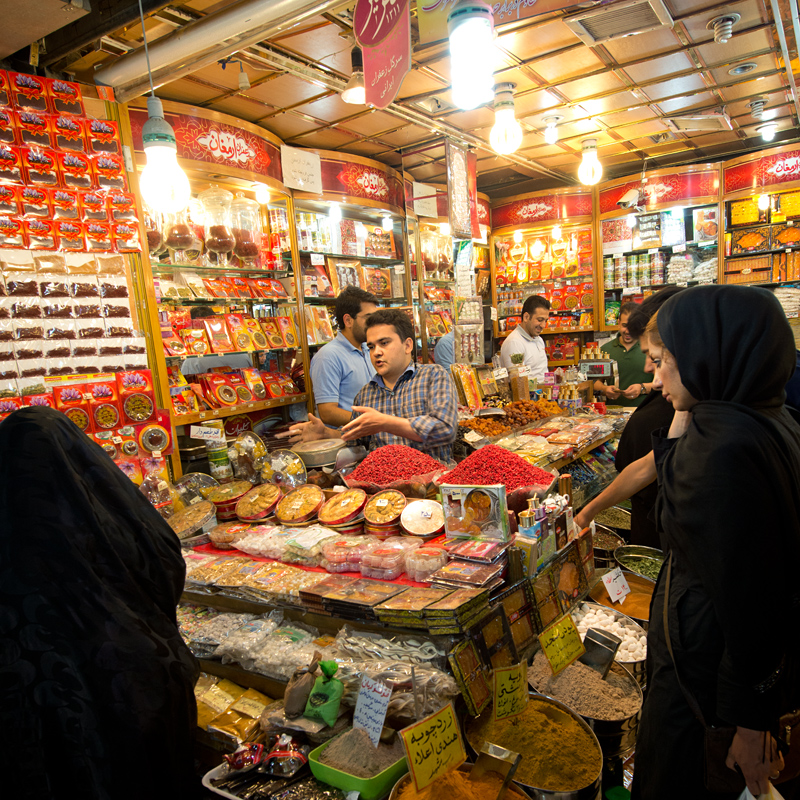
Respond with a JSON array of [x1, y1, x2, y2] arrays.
[[440, 444, 554, 491], [349, 444, 444, 483]]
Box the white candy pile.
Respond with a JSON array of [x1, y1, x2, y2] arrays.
[[573, 603, 647, 663]]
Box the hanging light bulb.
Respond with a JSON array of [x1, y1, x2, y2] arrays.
[[758, 193, 770, 211], [447, 0, 495, 111], [440, 222, 451, 236], [139, 95, 191, 215], [329, 202, 342, 222], [552, 224, 562, 241], [490, 83, 522, 155], [381, 214, 393, 232], [577, 138, 603, 186], [757, 122, 777, 141], [513, 229, 523, 243], [531, 239, 545, 258], [254, 183, 270, 205], [238, 62, 251, 91], [543, 116, 562, 145], [342, 47, 366, 105]]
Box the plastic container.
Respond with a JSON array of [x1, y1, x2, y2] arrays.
[[360, 563, 405, 580], [405, 546, 448, 582], [364, 489, 406, 526], [260, 449, 307, 489], [235, 483, 282, 522], [400, 499, 445, 538], [291, 438, 346, 468], [209, 521, 251, 550], [167, 499, 216, 541], [360, 544, 408, 579], [318, 488, 367, 526], [309, 737, 407, 800], [321, 535, 378, 567], [275, 484, 325, 525], [206, 480, 254, 521]]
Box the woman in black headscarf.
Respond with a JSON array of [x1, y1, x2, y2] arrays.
[[632, 285, 800, 799], [0, 407, 199, 799]]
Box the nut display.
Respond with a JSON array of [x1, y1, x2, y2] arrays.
[[502, 398, 561, 427], [235, 483, 282, 521], [275, 484, 325, 525]]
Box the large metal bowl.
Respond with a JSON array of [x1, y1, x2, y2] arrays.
[[613, 544, 665, 583]]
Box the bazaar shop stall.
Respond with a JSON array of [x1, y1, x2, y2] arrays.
[[490, 187, 597, 368], [126, 99, 311, 479], [721, 144, 800, 320], [596, 164, 720, 331]]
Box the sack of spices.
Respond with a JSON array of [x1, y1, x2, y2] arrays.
[[284, 651, 321, 718], [303, 660, 343, 727]]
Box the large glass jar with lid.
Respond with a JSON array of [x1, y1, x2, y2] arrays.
[[230, 193, 261, 266], [163, 207, 194, 263], [199, 185, 234, 266]]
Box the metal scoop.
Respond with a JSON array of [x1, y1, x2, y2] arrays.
[[469, 743, 522, 800], [578, 627, 621, 679], [334, 444, 368, 476]]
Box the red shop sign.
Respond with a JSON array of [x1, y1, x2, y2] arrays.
[[492, 192, 592, 228], [724, 149, 800, 194], [129, 108, 282, 183], [320, 158, 403, 209], [354, 0, 408, 45], [599, 170, 718, 214]]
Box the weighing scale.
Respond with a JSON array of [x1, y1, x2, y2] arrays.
[[578, 358, 616, 381]]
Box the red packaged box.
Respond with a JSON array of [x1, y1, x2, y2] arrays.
[[0, 395, 23, 421], [0, 108, 15, 144], [92, 152, 126, 190], [113, 222, 140, 253], [260, 373, 285, 398], [203, 317, 236, 353], [136, 409, 174, 456], [47, 79, 84, 116], [204, 374, 239, 407], [114, 456, 144, 485], [0, 71, 10, 108], [226, 373, 255, 403], [55, 219, 85, 251], [22, 147, 59, 187], [116, 369, 156, 425], [79, 189, 107, 221], [0, 216, 25, 247], [228, 275, 252, 298], [19, 185, 50, 218], [85, 221, 114, 253], [53, 383, 93, 432], [15, 110, 52, 148], [52, 114, 86, 152], [0, 144, 24, 183], [24, 218, 56, 250], [9, 72, 48, 112], [50, 187, 79, 219], [22, 391, 55, 409], [0, 184, 19, 215], [180, 327, 210, 355], [107, 191, 137, 222], [161, 326, 187, 357], [87, 118, 120, 154], [87, 375, 122, 430], [58, 150, 93, 189]]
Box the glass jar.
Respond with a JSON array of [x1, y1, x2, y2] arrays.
[[163, 208, 194, 263], [143, 208, 163, 257], [199, 185, 234, 266], [230, 192, 261, 265]]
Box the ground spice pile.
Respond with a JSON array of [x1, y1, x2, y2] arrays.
[[319, 727, 405, 778], [396, 769, 529, 800], [349, 445, 443, 483], [469, 697, 601, 791], [528, 652, 641, 721], [440, 445, 554, 491]]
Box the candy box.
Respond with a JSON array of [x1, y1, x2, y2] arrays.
[[224, 313, 254, 351], [226, 374, 255, 404], [22, 147, 59, 186], [180, 327, 210, 356], [162, 325, 187, 357], [86, 374, 122, 430], [115, 455, 144, 484], [276, 315, 298, 348], [228, 275, 252, 298], [205, 374, 239, 407], [0, 216, 25, 248], [259, 316, 285, 349], [113, 222, 141, 253], [15, 110, 51, 148], [0, 183, 19, 214], [0, 144, 23, 183], [85, 221, 113, 253], [0, 395, 22, 420], [440, 484, 511, 542], [116, 369, 156, 425], [21, 390, 55, 409], [204, 317, 235, 353], [242, 368, 267, 401], [58, 150, 93, 189], [50, 188, 79, 219], [242, 317, 268, 350], [79, 189, 107, 220], [19, 186, 50, 217], [47, 79, 84, 116], [9, 72, 47, 112], [0, 71, 9, 107], [260, 373, 284, 398], [53, 383, 93, 432], [92, 152, 126, 190], [136, 409, 174, 456], [55, 220, 85, 251], [87, 118, 120, 154], [107, 191, 137, 222], [23, 218, 56, 250]]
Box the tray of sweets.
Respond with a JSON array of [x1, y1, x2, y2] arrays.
[[423, 587, 489, 617], [374, 587, 452, 616], [323, 579, 407, 607], [731, 226, 771, 255], [448, 539, 507, 564], [426, 560, 503, 587], [364, 489, 406, 525], [235, 483, 282, 522], [318, 487, 367, 525], [275, 484, 325, 525]]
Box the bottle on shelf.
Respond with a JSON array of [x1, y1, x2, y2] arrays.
[[231, 193, 262, 266], [163, 208, 195, 264], [199, 185, 235, 267]]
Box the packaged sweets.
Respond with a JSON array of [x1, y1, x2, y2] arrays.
[[203, 317, 235, 353], [9, 72, 47, 112], [405, 546, 449, 582], [116, 369, 156, 424], [242, 317, 269, 350], [209, 521, 252, 550], [318, 488, 367, 526], [87, 375, 121, 430], [53, 114, 86, 151], [48, 79, 84, 116], [303, 661, 343, 727], [53, 383, 92, 432], [208, 687, 273, 745], [236, 483, 282, 522], [93, 152, 127, 190], [225, 313, 254, 351], [275, 485, 325, 525], [364, 489, 406, 526], [167, 500, 217, 541], [87, 118, 120, 154]]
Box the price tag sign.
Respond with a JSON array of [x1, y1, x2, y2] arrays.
[[189, 425, 226, 444], [490, 307, 498, 321], [673, 243, 686, 253], [517, 365, 531, 377], [539, 614, 585, 676], [310, 253, 325, 265], [394, 264, 405, 273], [353, 675, 393, 747], [400, 703, 466, 793], [493, 367, 508, 380], [464, 430, 483, 443], [603, 567, 631, 604], [648, 248, 659, 255], [493, 663, 528, 721], [152, 450, 162, 458]]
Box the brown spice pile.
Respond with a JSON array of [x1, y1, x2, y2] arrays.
[[319, 727, 405, 779], [528, 652, 641, 721], [396, 769, 529, 800]]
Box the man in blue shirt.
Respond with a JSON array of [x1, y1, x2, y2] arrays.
[[289, 308, 457, 461], [309, 286, 378, 427], [433, 329, 454, 373]]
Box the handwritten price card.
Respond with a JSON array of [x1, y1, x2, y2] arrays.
[[602, 567, 631, 605], [400, 702, 466, 792], [539, 614, 585, 676], [353, 675, 392, 747], [493, 663, 528, 721]]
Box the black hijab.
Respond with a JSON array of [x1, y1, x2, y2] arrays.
[[654, 286, 800, 723], [0, 407, 199, 799]]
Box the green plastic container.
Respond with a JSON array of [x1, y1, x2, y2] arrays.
[[308, 737, 408, 800]]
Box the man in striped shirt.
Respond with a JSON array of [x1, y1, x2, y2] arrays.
[[288, 308, 457, 461]]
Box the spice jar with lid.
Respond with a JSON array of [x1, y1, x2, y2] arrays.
[[163, 208, 194, 263], [230, 192, 262, 266], [199, 185, 234, 266]]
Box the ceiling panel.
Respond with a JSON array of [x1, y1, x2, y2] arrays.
[[644, 74, 710, 102], [261, 113, 319, 140], [395, 69, 449, 99], [576, 91, 643, 116], [720, 74, 784, 102], [208, 96, 271, 122], [559, 73, 628, 103], [656, 91, 719, 114], [497, 20, 580, 61], [694, 28, 775, 66], [343, 111, 407, 137], [247, 74, 326, 108], [531, 48, 607, 83], [601, 27, 683, 61], [290, 129, 358, 149], [622, 52, 696, 84], [679, 2, 766, 42], [602, 107, 660, 128]]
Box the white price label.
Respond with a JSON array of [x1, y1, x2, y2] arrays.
[[376, 498, 389, 508], [310, 252, 325, 265], [190, 496, 202, 505], [353, 676, 393, 748], [464, 430, 483, 443], [189, 425, 226, 444], [112, 436, 123, 444], [157, 480, 168, 491], [648, 248, 659, 255], [493, 367, 509, 380], [673, 244, 686, 253], [517, 365, 531, 377], [490, 307, 498, 321], [152, 450, 162, 458], [602, 567, 631, 604]]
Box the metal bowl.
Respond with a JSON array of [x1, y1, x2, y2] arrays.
[[291, 438, 346, 468], [613, 544, 665, 583]]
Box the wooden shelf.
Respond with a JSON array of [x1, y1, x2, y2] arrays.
[[152, 261, 288, 275], [160, 295, 292, 305], [286, 250, 403, 264], [725, 246, 800, 259], [165, 347, 296, 362], [172, 393, 307, 426], [497, 326, 594, 338]]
